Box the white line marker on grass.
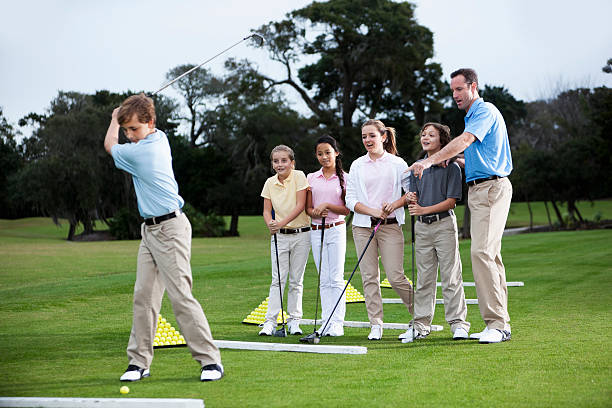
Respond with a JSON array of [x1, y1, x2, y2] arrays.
[[0, 398, 203, 408], [382, 298, 479, 305], [300, 319, 443, 332], [214, 340, 367, 355]]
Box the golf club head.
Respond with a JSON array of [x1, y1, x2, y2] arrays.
[[247, 33, 265, 46], [299, 333, 320, 344], [273, 327, 287, 337]]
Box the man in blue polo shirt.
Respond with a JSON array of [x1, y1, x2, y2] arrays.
[[104, 93, 224, 381], [408, 69, 513, 344]]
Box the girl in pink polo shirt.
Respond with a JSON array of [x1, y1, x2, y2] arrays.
[[259, 145, 311, 336], [306, 135, 350, 337], [345, 119, 413, 340]]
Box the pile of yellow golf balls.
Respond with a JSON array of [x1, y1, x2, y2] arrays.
[[153, 315, 186, 347], [242, 298, 289, 325]]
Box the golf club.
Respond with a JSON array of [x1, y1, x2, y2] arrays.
[[411, 214, 416, 343], [273, 233, 287, 337], [300, 219, 383, 344], [151, 33, 265, 95], [300, 217, 325, 343]]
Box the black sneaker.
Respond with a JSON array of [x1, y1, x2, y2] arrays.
[[200, 363, 224, 382], [120, 364, 150, 382]]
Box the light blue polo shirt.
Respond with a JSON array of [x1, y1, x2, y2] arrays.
[[111, 129, 184, 218], [463, 98, 513, 182]]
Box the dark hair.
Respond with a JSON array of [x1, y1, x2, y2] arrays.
[[420, 122, 451, 147], [450, 68, 478, 86], [361, 119, 398, 155], [118, 93, 156, 125], [315, 135, 346, 203]]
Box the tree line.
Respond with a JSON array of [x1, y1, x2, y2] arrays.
[[1, 0, 610, 240]]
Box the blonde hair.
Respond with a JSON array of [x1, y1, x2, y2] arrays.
[[361, 119, 398, 155], [270, 145, 295, 171]]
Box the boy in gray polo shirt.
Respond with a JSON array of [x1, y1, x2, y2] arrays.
[[400, 122, 470, 342], [104, 93, 223, 382]]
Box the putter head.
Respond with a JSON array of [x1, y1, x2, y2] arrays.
[[299, 333, 320, 344], [273, 327, 287, 337]]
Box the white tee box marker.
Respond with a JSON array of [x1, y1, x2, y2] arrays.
[[382, 298, 478, 305], [214, 340, 367, 355], [436, 281, 524, 287], [300, 319, 443, 332], [0, 398, 204, 408]]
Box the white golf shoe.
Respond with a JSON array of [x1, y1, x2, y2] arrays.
[[479, 328, 511, 344], [368, 324, 382, 340], [120, 365, 150, 382], [325, 323, 344, 337], [258, 321, 275, 336], [452, 327, 469, 340], [400, 327, 427, 343], [469, 327, 489, 340], [200, 363, 224, 382]]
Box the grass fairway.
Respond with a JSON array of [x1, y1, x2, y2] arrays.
[[0, 215, 611, 407]]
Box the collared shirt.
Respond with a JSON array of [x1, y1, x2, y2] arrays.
[[111, 129, 184, 218], [409, 160, 462, 206], [346, 151, 411, 227], [307, 168, 348, 224], [261, 169, 310, 228], [463, 98, 513, 182]]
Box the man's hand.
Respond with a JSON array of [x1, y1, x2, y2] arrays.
[[112, 107, 120, 122], [408, 160, 431, 179], [408, 202, 426, 216]]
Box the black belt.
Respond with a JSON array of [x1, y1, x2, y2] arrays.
[[467, 175, 503, 187], [371, 217, 397, 227], [279, 227, 311, 234], [417, 211, 452, 225], [144, 210, 180, 226]]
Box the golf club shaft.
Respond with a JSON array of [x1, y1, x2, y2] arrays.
[[411, 214, 416, 342], [273, 233, 286, 329], [313, 217, 325, 333], [318, 219, 382, 337], [152, 34, 262, 95]]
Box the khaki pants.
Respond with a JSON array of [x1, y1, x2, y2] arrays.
[[352, 223, 413, 326], [266, 231, 310, 324], [468, 177, 513, 331], [413, 215, 469, 335], [127, 213, 221, 369]]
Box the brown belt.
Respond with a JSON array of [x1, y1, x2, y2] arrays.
[[311, 220, 345, 230]]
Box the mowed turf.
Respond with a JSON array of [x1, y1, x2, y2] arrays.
[[0, 210, 611, 407]]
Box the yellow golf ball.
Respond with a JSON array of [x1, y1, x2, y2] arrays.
[[120, 386, 129, 394]]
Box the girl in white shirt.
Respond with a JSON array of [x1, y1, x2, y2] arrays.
[[345, 119, 413, 340]]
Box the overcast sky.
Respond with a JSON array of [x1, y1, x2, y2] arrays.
[[1, 0, 611, 133]]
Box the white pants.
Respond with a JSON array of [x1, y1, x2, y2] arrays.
[[310, 223, 346, 328], [266, 231, 311, 324]]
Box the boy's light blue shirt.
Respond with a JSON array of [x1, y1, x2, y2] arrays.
[[111, 129, 184, 218], [463, 98, 513, 182]]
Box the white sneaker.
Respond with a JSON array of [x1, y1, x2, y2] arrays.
[[479, 328, 511, 344], [400, 327, 427, 343], [453, 327, 469, 340], [258, 321, 275, 336], [368, 324, 382, 340], [287, 320, 303, 335], [326, 323, 344, 337], [200, 363, 224, 382], [120, 365, 150, 382], [469, 327, 488, 340]]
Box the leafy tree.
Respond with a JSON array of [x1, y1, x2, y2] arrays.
[[256, 0, 445, 159], [0, 108, 26, 218], [165, 65, 226, 147], [603, 57, 612, 74]]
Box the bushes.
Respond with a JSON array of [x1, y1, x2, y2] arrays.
[[182, 203, 226, 238]]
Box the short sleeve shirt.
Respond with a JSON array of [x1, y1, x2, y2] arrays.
[[111, 129, 184, 218], [261, 169, 310, 228], [463, 98, 513, 182], [409, 160, 462, 207], [307, 169, 348, 224]]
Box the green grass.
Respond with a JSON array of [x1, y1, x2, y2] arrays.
[[1, 203, 611, 407]]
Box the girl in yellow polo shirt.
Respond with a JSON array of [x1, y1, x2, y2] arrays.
[[259, 145, 311, 336]]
